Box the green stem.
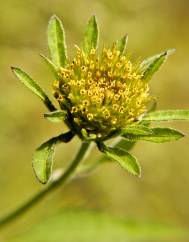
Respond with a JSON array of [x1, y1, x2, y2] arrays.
[[0, 141, 91, 229]]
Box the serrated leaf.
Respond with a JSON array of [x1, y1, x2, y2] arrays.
[[12, 67, 55, 111], [82, 15, 98, 55], [141, 49, 175, 82], [48, 15, 67, 68], [115, 34, 128, 54], [143, 110, 189, 122], [44, 110, 67, 123], [121, 125, 153, 136], [122, 127, 184, 143], [32, 139, 56, 184], [97, 143, 141, 176], [40, 54, 58, 77]]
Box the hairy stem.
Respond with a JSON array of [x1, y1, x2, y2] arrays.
[[0, 141, 91, 229]]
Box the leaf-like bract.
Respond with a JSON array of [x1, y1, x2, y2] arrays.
[[32, 139, 56, 184], [44, 110, 67, 123], [141, 49, 175, 82], [82, 15, 98, 54], [12, 67, 55, 111], [122, 127, 184, 143], [32, 132, 74, 184], [48, 15, 67, 68], [115, 34, 128, 54], [121, 125, 153, 136], [40, 54, 58, 77], [143, 110, 189, 122], [97, 143, 141, 177]]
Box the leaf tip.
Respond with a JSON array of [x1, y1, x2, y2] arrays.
[[11, 66, 17, 72], [50, 14, 59, 22], [166, 48, 176, 56]]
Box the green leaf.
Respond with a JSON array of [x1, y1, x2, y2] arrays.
[[82, 15, 98, 54], [12, 67, 55, 111], [40, 54, 58, 77], [98, 143, 141, 177], [32, 139, 56, 184], [141, 49, 175, 82], [44, 110, 67, 123], [11, 209, 186, 242], [122, 127, 184, 143], [115, 34, 128, 54], [32, 132, 74, 184], [121, 125, 153, 136], [115, 139, 136, 151], [143, 110, 189, 122], [47, 15, 67, 68]]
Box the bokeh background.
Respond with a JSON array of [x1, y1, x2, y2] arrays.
[[0, 0, 189, 241]]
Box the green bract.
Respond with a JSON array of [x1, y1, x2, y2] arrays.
[[12, 15, 189, 183]]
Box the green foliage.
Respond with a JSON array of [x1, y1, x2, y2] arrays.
[[98, 143, 141, 177], [143, 110, 189, 121], [44, 110, 67, 123], [11, 210, 185, 242], [121, 125, 153, 135], [32, 132, 74, 184], [40, 54, 58, 77], [11, 67, 55, 111], [141, 49, 175, 82], [115, 34, 128, 54], [32, 138, 56, 184], [122, 127, 184, 143], [82, 15, 98, 54], [47, 15, 67, 68]]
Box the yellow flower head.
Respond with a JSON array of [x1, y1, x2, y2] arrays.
[[53, 45, 151, 139], [12, 15, 182, 182]]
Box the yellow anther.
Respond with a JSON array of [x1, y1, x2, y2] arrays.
[[116, 62, 121, 68], [68, 93, 74, 99], [88, 79, 93, 85], [81, 66, 87, 71], [71, 107, 78, 113], [80, 89, 86, 95], [83, 100, 90, 106], [128, 110, 133, 116], [76, 80, 82, 86], [119, 106, 125, 113], [107, 50, 113, 59], [113, 104, 119, 110], [88, 72, 92, 77], [112, 118, 117, 124], [87, 113, 93, 121], [81, 106, 88, 113], [114, 94, 120, 100], [88, 90, 93, 96]]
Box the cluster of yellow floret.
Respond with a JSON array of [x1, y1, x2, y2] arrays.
[[52, 45, 151, 137]]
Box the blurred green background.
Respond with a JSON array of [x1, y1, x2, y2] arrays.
[[0, 0, 189, 241]]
